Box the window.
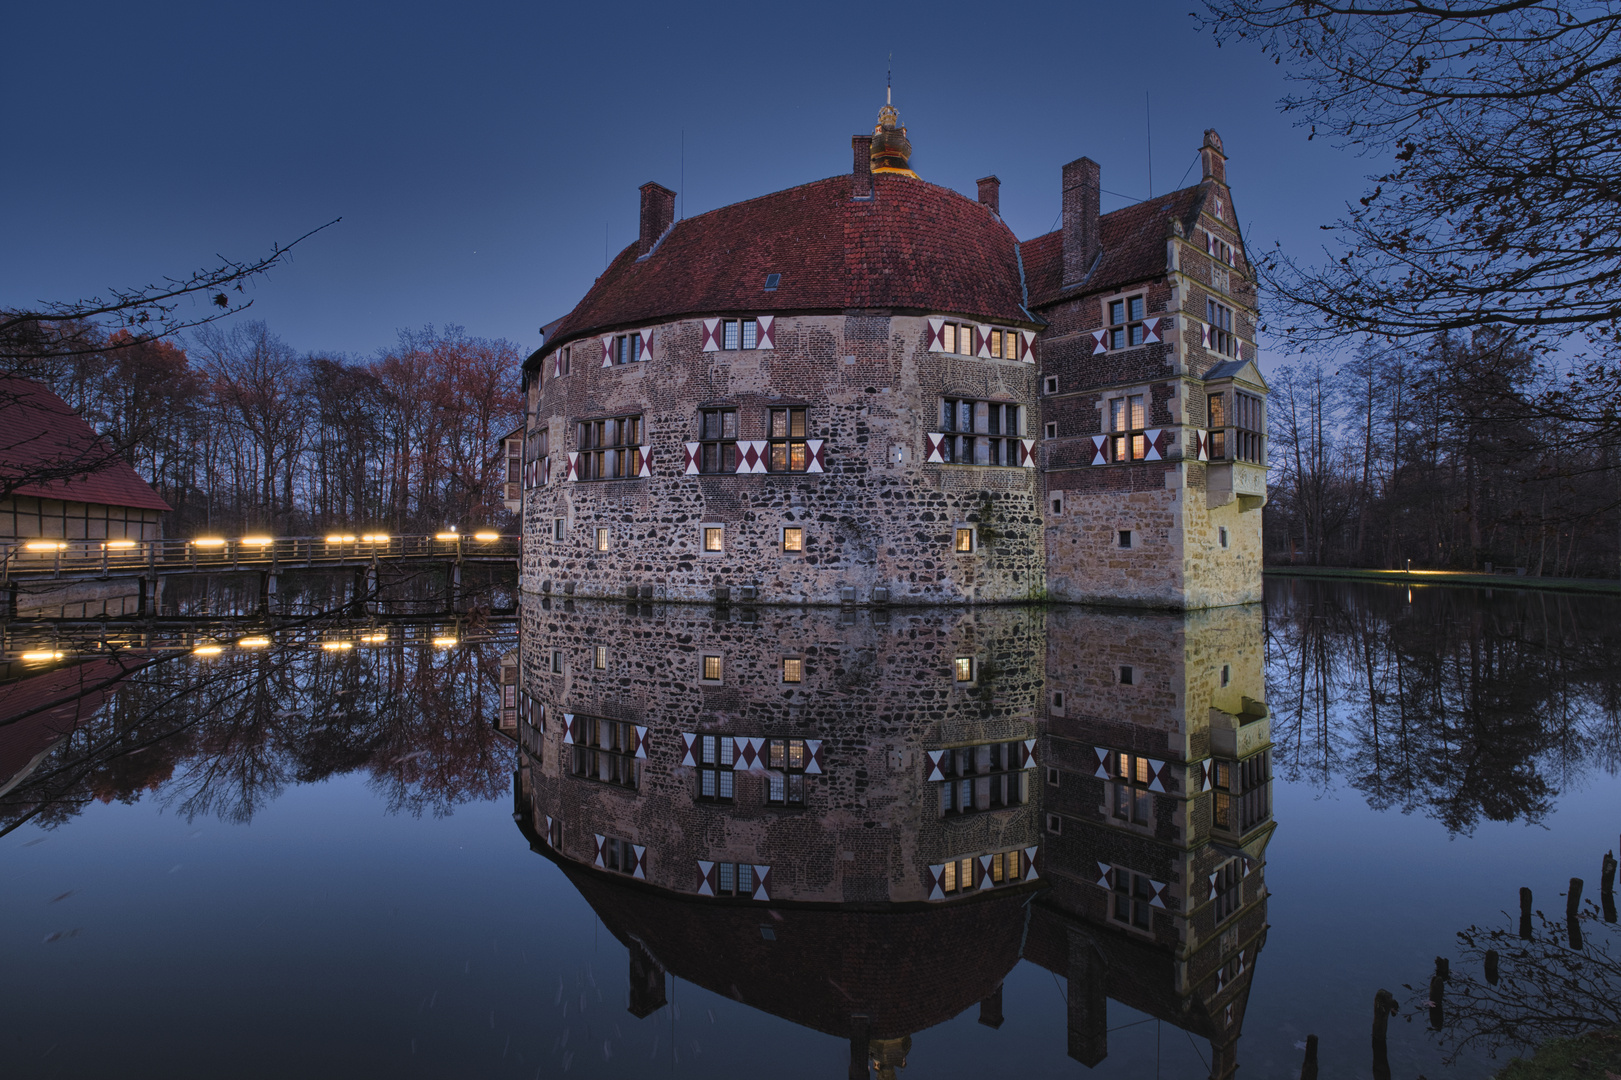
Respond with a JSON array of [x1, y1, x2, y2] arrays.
[[1219, 526, 1229, 548], [954, 657, 974, 682], [1044, 376, 1058, 395], [697, 408, 738, 473], [1212, 751, 1272, 834], [1212, 859, 1243, 923], [1208, 390, 1264, 464], [1111, 868, 1155, 929], [940, 321, 973, 356], [593, 645, 608, 670], [600, 835, 638, 875], [1221, 664, 1231, 687], [935, 740, 1032, 816], [701, 654, 723, 682], [553, 345, 571, 377], [1044, 421, 1057, 440], [764, 273, 780, 291], [1050, 496, 1063, 515], [765, 737, 809, 806], [1119, 665, 1134, 685], [612, 333, 644, 365], [767, 407, 808, 472], [943, 851, 1025, 894], [1107, 294, 1148, 349], [702, 526, 724, 553], [1046, 812, 1062, 832], [714, 862, 756, 896], [1046, 768, 1061, 787], [1207, 232, 1234, 265], [569, 716, 640, 790], [553, 517, 566, 542], [1206, 300, 1239, 358], [696, 735, 735, 801], [1111, 751, 1155, 826], [576, 415, 644, 480], [1107, 393, 1148, 462], [594, 527, 609, 552], [782, 526, 803, 553], [1052, 691, 1065, 710], [954, 527, 976, 553], [940, 398, 1023, 465], [781, 657, 802, 683], [1118, 529, 1133, 549], [717, 319, 760, 350]]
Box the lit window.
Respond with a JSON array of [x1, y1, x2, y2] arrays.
[[782, 527, 803, 553], [954, 528, 975, 553], [940, 398, 1023, 465], [1108, 394, 1148, 462], [782, 657, 802, 683], [592, 645, 607, 670], [1106, 294, 1148, 349], [764, 738, 808, 806], [1208, 389, 1264, 464], [697, 408, 737, 473], [595, 527, 609, 552], [1111, 751, 1154, 826], [1211, 750, 1273, 835], [696, 735, 735, 802], [767, 407, 809, 472], [703, 526, 724, 553], [702, 655, 722, 682], [575, 415, 644, 480], [954, 657, 974, 682]]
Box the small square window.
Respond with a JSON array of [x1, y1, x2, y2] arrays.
[[593, 646, 607, 670], [1052, 690, 1065, 709], [1044, 421, 1057, 440], [782, 526, 803, 553], [1046, 813, 1062, 834], [595, 527, 609, 552], [703, 526, 724, 553], [782, 657, 802, 683], [1219, 526, 1229, 548], [954, 527, 975, 553], [954, 657, 974, 682], [553, 517, 566, 541], [1119, 665, 1134, 686], [1118, 529, 1133, 549], [1221, 664, 1231, 688], [1046, 767, 1061, 787], [702, 655, 723, 682], [1044, 376, 1058, 395]]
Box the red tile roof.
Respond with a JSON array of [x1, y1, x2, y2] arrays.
[[540, 174, 1032, 358], [0, 378, 172, 512], [1022, 184, 1208, 308]]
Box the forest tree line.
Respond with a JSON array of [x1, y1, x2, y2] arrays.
[[34, 319, 524, 537], [1263, 330, 1621, 578]]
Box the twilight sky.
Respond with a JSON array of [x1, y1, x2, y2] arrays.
[[1, 0, 1367, 364]]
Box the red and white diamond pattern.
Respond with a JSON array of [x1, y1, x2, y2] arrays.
[[976, 324, 993, 359], [1092, 329, 1109, 355], [1144, 428, 1164, 462], [697, 860, 716, 895], [927, 863, 946, 900], [593, 833, 606, 867], [805, 739, 824, 775], [553, 353, 564, 378], [543, 815, 555, 847], [1091, 747, 1111, 779], [1145, 758, 1172, 793], [752, 866, 771, 901], [732, 737, 767, 772], [806, 439, 826, 473], [640, 328, 655, 362], [1018, 739, 1037, 768], [679, 733, 697, 767], [1024, 846, 1039, 881], [1021, 329, 1036, 363], [926, 318, 945, 352], [979, 855, 995, 890], [1089, 435, 1108, 465], [564, 452, 578, 482], [632, 845, 646, 879], [1143, 317, 1161, 344], [600, 335, 614, 368], [694, 861, 769, 899], [1215, 951, 1247, 992], [1018, 439, 1038, 468], [735, 440, 768, 474], [633, 725, 649, 759], [1201, 322, 1212, 350], [562, 713, 578, 745], [701, 319, 720, 352], [924, 433, 946, 464], [1149, 878, 1172, 909], [1096, 862, 1112, 888], [683, 442, 700, 475], [757, 315, 775, 349], [925, 749, 946, 781], [638, 446, 652, 478]]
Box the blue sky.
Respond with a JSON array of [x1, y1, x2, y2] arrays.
[[1, 0, 1366, 362]]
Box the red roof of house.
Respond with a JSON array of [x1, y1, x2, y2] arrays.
[[540, 173, 1032, 358], [0, 378, 172, 512], [1021, 183, 1208, 308]]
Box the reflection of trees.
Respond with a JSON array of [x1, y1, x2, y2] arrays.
[[1, 628, 513, 834], [1265, 579, 1621, 832]]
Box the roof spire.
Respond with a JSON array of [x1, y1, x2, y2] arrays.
[[870, 65, 915, 178], [887, 53, 892, 106]]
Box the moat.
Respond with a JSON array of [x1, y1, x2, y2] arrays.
[[3, 577, 1618, 1080]]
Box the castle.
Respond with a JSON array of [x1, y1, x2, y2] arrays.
[[519, 97, 1266, 609]]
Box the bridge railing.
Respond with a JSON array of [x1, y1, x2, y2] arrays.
[[0, 533, 519, 583]]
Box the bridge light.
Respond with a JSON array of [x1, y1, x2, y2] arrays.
[[242, 536, 274, 546], [21, 650, 65, 661], [434, 532, 460, 541], [193, 538, 227, 547], [362, 533, 390, 543], [321, 641, 354, 651], [236, 637, 271, 648], [432, 636, 458, 648], [473, 531, 499, 542], [105, 540, 138, 550], [24, 541, 68, 551], [361, 632, 389, 644], [193, 644, 224, 656]]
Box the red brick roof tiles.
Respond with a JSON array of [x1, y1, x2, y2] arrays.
[[0, 378, 172, 512], [542, 174, 1032, 356], [1022, 184, 1208, 308]]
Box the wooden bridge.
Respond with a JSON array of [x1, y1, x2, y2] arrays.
[[1, 532, 519, 587]]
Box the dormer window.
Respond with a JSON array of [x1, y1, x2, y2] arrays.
[[1207, 233, 1234, 266], [1107, 295, 1147, 349], [1206, 300, 1239, 358]]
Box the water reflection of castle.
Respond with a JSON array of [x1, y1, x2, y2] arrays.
[[510, 600, 1271, 1079]]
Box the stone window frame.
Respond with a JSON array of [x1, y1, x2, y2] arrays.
[[1219, 526, 1230, 548], [1110, 866, 1156, 931], [1109, 750, 1155, 828], [1050, 689, 1066, 715], [1105, 390, 1150, 463], [780, 525, 805, 555], [550, 649, 564, 675], [938, 397, 1025, 466], [1046, 812, 1063, 833], [700, 523, 725, 556], [1044, 420, 1058, 440], [1102, 292, 1149, 351], [553, 516, 567, 542], [569, 715, 641, 791], [594, 526, 610, 552], [764, 737, 811, 807], [953, 656, 976, 684], [936, 740, 1032, 817], [695, 735, 737, 802], [1043, 375, 1059, 395], [781, 656, 803, 683], [953, 524, 977, 554], [1048, 491, 1064, 516], [575, 414, 644, 481], [696, 406, 739, 473], [593, 644, 608, 670], [1119, 665, 1135, 686], [700, 652, 724, 684]]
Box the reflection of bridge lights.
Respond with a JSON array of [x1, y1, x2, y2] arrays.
[[236, 637, 271, 648], [361, 533, 390, 543], [434, 532, 459, 541], [193, 538, 227, 547], [24, 541, 68, 551], [321, 641, 354, 651], [473, 531, 499, 542], [241, 536, 274, 546], [21, 650, 65, 661], [360, 633, 389, 644], [193, 645, 224, 656], [105, 540, 138, 550], [432, 636, 459, 648]]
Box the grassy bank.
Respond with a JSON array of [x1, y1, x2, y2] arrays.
[[1493, 1028, 1621, 1078], [1264, 564, 1621, 597]]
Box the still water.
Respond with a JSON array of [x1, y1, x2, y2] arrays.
[[2, 578, 1617, 1079]]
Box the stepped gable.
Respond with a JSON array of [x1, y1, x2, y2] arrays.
[[558, 858, 1028, 1041], [0, 377, 171, 512], [540, 173, 1030, 356], [1021, 184, 1205, 307]]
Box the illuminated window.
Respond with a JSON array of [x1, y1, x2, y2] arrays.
[[940, 398, 1023, 465], [1111, 751, 1153, 826], [954, 657, 974, 682], [1212, 751, 1272, 834], [1106, 294, 1148, 349], [696, 735, 735, 801], [595, 527, 609, 552], [782, 526, 803, 553], [765, 738, 808, 806], [697, 408, 737, 472], [593, 645, 607, 670], [702, 526, 724, 553], [782, 657, 802, 683], [575, 415, 644, 480], [954, 527, 975, 553], [1108, 394, 1148, 462], [1208, 389, 1264, 464], [767, 407, 808, 472], [568, 716, 640, 790], [702, 654, 723, 682]]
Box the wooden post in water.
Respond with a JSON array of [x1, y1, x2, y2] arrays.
[[1519, 887, 1534, 939], [847, 1014, 870, 1080], [1602, 851, 1616, 923], [1568, 877, 1584, 949], [1371, 989, 1398, 1080], [1298, 1033, 1318, 1080], [1484, 949, 1499, 985], [1428, 957, 1448, 1030]]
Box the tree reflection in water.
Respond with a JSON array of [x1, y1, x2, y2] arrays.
[[1265, 578, 1621, 833]]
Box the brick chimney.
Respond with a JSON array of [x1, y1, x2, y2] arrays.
[[976, 175, 1000, 215], [1200, 129, 1227, 184], [638, 181, 676, 256], [852, 135, 874, 199], [1061, 157, 1101, 286]]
